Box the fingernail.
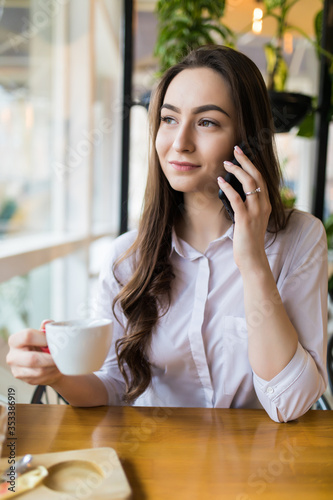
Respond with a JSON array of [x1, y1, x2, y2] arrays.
[[223, 160, 234, 167], [217, 176, 225, 184], [234, 145, 243, 154]]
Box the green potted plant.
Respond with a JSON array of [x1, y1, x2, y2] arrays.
[[154, 0, 235, 75], [262, 0, 313, 133]]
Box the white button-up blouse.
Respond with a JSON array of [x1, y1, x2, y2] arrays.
[[94, 210, 328, 422]]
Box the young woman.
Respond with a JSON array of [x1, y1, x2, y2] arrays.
[[7, 46, 328, 422]]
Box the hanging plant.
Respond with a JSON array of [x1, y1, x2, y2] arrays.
[[263, 0, 295, 92], [261, 0, 313, 132]]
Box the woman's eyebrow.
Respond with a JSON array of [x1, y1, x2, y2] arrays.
[[193, 104, 230, 118], [160, 103, 180, 113], [160, 103, 230, 118]]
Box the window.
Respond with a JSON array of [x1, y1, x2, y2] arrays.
[[0, 0, 124, 401]]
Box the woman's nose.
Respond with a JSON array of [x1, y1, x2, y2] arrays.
[[173, 124, 195, 153]]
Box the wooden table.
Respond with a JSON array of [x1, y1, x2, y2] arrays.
[[3, 405, 333, 499]]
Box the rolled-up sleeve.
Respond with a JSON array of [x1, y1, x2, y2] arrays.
[[254, 343, 327, 422], [254, 215, 328, 422]]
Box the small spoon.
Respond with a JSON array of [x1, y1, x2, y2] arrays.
[[0, 454, 33, 482]]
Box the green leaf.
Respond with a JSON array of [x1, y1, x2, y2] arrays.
[[296, 110, 315, 138], [328, 274, 333, 292], [315, 9, 323, 44], [264, 43, 288, 91], [274, 57, 288, 91], [205, 2, 226, 19], [264, 43, 277, 76], [280, 186, 297, 209], [207, 23, 237, 45], [264, 0, 285, 12], [264, 0, 299, 13], [324, 214, 333, 249], [156, 0, 225, 21]]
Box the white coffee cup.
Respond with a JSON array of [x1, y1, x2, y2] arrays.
[[45, 319, 113, 375]]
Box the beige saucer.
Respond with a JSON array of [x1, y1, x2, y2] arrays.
[[0, 447, 131, 499]]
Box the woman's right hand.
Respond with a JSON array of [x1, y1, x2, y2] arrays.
[[6, 321, 64, 386]]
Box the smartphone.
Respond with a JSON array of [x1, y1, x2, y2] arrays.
[[218, 143, 252, 223]]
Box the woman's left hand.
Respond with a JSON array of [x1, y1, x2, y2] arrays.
[[217, 145, 271, 273]]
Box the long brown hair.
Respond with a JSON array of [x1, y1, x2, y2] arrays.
[[113, 45, 288, 403]]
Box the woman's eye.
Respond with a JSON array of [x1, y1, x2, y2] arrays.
[[199, 119, 216, 128], [160, 116, 176, 124]]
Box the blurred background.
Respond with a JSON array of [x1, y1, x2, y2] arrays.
[[0, 0, 332, 402]]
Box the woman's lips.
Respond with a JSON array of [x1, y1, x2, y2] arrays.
[[169, 161, 201, 171]]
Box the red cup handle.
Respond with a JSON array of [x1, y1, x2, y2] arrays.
[[40, 319, 53, 354]]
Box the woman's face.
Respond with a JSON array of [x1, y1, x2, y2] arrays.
[[155, 67, 237, 196]]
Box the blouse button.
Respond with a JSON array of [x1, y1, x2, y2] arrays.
[[266, 387, 274, 394]]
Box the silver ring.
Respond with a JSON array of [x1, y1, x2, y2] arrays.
[[245, 187, 261, 196]]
